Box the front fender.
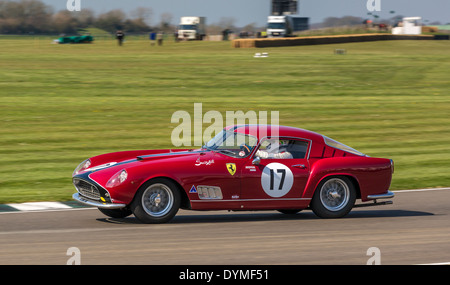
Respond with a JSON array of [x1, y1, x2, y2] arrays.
[[107, 169, 185, 206]]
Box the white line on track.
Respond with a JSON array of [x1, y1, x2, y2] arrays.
[[0, 226, 161, 236], [7, 202, 72, 211], [393, 187, 450, 193], [0, 207, 95, 215], [416, 262, 450, 265]]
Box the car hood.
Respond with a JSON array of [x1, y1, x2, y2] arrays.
[[75, 149, 207, 176], [135, 150, 203, 162]]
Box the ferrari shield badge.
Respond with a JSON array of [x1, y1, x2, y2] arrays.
[[226, 163, 236, 176]]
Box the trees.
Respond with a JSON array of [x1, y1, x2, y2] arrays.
[[124, 7, 153, 33], [0, 0, 53, 34], [0, 0, 152, 34], [52, 10, 78, 34], [95, 9, 126, 32]]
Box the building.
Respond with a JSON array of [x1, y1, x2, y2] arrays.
[[269, 0, 309, 33], [271, 0, 298, 16]]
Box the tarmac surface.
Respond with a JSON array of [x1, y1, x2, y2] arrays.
[[0, 189, 449, 265]]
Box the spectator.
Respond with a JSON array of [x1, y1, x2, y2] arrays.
[[157, 32, 164, 46], [150, 32, 157, 46], [116, 30, 125, 46]]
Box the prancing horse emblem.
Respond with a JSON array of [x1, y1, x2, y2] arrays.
[[226, 163, 236, 176]]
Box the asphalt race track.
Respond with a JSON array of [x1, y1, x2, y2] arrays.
[[0, 189, 449, 265]]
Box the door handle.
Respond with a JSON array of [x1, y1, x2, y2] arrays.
[[291, 164, 306, 169]]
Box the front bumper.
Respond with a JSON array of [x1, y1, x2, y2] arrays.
[[72, 175, 127, 209], [73, 193, 127, 209]]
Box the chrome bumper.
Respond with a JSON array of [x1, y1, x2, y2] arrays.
[[367, 191, 395, 200], [72, 193, 127, 209]]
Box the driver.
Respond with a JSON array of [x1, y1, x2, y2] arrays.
[[255, 139, 293, 159]]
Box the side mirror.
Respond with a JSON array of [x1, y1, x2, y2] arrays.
[[252, 156, 261, 165]]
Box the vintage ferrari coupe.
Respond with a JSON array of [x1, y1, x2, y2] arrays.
[[72, 125, 394, 223]]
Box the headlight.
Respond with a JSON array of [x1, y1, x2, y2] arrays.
[[106, 169, 128, 188], [73, 159, 91, 176]]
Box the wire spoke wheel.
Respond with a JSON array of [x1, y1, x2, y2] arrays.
[[311, 176, 356, 219], [142, 183, 174, 217], [131, 178, 181, 224], [319, 178, 350, 212]]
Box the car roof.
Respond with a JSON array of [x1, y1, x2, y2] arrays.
[[227, 125, 324, 142]]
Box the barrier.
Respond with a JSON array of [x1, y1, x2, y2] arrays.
[[232, 34, 435, 48]]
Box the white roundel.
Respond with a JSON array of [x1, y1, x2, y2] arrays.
[[261, 163, 294, 197]]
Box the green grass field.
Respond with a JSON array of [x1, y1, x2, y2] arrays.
[[0, 37, 449, 203]]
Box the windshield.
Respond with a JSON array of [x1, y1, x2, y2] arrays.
[[268, 23, 286, 29], [203, 129, 258, 158], [179, 25, 197, 30]]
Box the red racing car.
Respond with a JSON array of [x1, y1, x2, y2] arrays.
[[72, 125, 394, 223]]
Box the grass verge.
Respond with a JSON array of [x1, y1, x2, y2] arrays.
[[0, 37, 449, 203]]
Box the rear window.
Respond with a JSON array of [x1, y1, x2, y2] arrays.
[[323, 136, 365, 156]]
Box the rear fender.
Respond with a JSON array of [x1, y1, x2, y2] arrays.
[[302, 157, 391, 201]]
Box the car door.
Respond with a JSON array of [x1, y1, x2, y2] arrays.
[[240, 138, 311, 204], [184, 150, 250, 212]]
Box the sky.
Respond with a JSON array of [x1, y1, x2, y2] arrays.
[[44, 0, 450, 26]]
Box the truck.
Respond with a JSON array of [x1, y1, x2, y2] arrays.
[[178, 16, 206, 40], [267, 15, 309, 37], [392, 17, 422, 35]]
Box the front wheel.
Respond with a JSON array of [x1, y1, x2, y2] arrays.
[[310, 176, 356, 219], [131, 178, 181, 224]]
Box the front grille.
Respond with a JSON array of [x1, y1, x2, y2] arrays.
[[73, 179, 100, 201]]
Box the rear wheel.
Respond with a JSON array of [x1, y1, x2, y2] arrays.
[[311, 176, 356, 218], [131, 178, 181, 224]]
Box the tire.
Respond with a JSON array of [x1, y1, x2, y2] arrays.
[[311, 176, 356, 219], [98, 208, 132, 219], [131, 178, 181, 224]]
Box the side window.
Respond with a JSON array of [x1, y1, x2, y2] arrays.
[[256, 138, 308, 159]]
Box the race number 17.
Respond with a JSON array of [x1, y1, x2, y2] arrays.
[[261, 163, 294, 198], [269, 169, 286, 190]]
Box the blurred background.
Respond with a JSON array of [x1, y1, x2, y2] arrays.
[[0, 0, 449, 204]]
